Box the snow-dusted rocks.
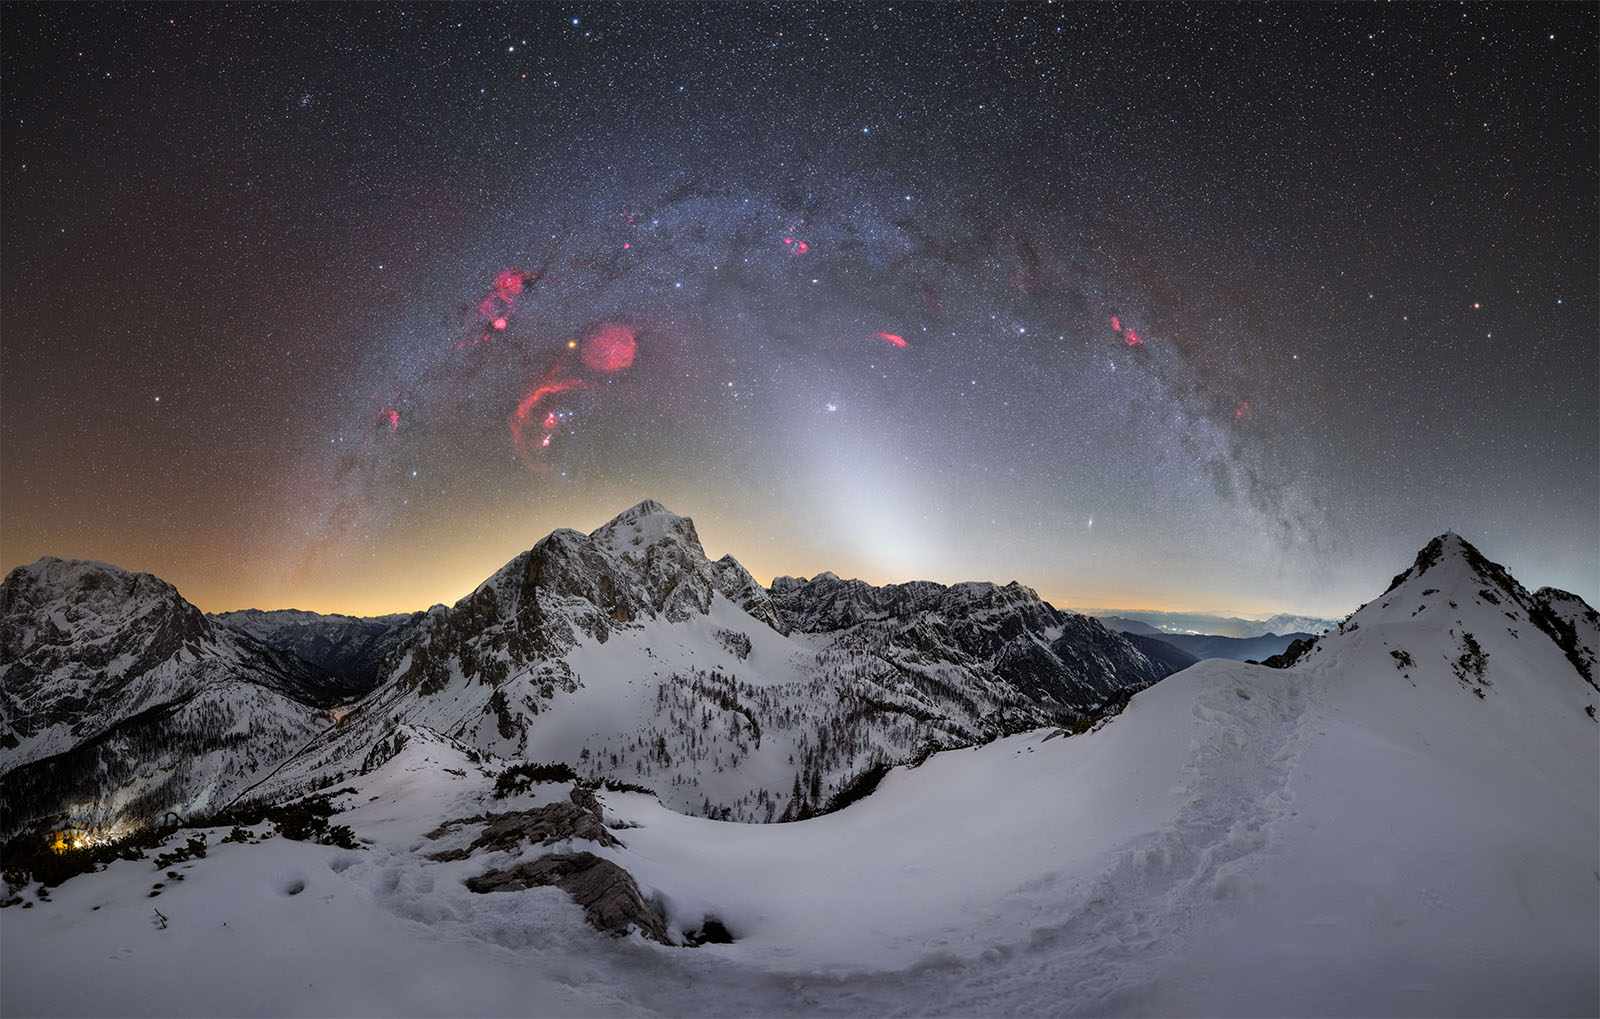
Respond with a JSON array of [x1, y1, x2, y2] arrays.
[[258, 500, 1174, 821], [0, 559, 349, 838], [467, 852, 673, 945], [209, 608, 420, 693], [1, 529, 1595, 1016], [771, 571, 1169, 716]]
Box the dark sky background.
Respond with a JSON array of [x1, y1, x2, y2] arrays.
[[3, 2, 1595, 618]]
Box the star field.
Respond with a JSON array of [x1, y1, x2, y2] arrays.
[[2, 3, 1595, 617]]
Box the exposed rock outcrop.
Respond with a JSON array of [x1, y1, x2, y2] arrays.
[[465, 851, 672, 944], [426, 800, 618, 861]]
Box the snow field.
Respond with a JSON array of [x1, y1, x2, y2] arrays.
[[5, 538, 1596, 1016]]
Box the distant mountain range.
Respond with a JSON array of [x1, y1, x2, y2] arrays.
[[1085, 609, 1339, 639], [3, 518, 1593, 1017], [0, 500, 1176, 836], [1120, 629, 1321, 664]]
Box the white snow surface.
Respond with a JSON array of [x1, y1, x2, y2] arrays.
[[4, 534, 1596, 1017]]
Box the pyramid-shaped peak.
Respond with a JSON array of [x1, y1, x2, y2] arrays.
[[589, 499, 704, 558], [611, 498, 679, 521], [1383, 532, 1522, 600]]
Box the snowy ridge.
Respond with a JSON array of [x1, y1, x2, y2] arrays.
[[4, 530, 1594, 1016], [0, 531, 1595, 1016], [0, 559, 348, 837], [252, 500, 1172, 820]]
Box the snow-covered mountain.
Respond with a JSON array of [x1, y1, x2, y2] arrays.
[[3, 530, 1592, 1017], [1125, 629, 1319, 663], [1256, 611, 1336, 636], [0, 559, 354, 838], [1117, 630, 1203, 672], [1088, 608, 1338, 638], [255, 500, 1174, 821], [2, 502, 1176, 832], [209, 608, 420, 692]]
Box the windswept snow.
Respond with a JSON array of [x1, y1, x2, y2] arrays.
[[5, 648, 1594, 1016], [4, 533, 1595, 1016]]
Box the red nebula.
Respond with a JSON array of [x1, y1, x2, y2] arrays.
[[1111, 315, 1122, 332], [1123, 329, 1143, 346], [493, 317, 507, 330], [783, 237, 810, 254], [1235, 401, 1252, 420], [377, 407, 399, 432], [509, 370, 588, 469], [581, 323, 637, 372], [494, 269, 525, 303], [873, 332, 908, 348]]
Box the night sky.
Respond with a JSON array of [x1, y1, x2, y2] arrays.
[[3, 3, 1595, 619]]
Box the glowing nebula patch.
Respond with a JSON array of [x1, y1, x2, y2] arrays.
[[582, 323, 637, 372], [508, 370, 588, 469], [493, 269, 526, 303], [1110, 316, 1144, 345]]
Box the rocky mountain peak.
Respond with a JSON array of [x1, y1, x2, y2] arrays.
[[1286, 532, 1600, 692], [1383, 532, 1521, 601], [589, 500, 704, 559], [1, 556, 212, 662]]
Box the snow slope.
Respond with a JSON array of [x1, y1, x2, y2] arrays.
[[257, 500, 1170, 822], [3, 533, 1594, 1017]]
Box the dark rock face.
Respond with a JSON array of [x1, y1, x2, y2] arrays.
[[426, 800, 619, 861], [711, 555, 786, 633], [209, 609, 420, 695], [1119, 632, 1202, 673], [1530, 587, 1600, 690], [466, 851, 672, 944], [771, 573, 1173, 720], [0, 558, 338, 838], [1261, 636, 1318, 670]]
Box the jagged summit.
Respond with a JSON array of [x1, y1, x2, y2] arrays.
[[604, 497, 676, 521], [0, 557, 356, 837], [2, 556, 214, 667], [590, 499, 706, 561], [1383, 531, 1517, 599], [1271, 531, 1600, 692]]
